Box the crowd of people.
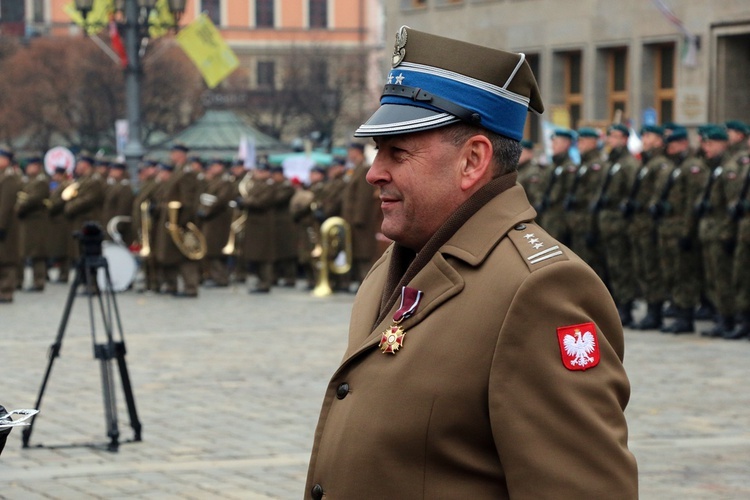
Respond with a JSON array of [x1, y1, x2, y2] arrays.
[[0, 141, 383, 302], [519, 120, 750, 340]]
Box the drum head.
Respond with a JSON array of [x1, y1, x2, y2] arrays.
[[97, 241, 138, 293]]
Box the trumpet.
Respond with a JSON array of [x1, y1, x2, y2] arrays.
[[312, 216, 353, 297], [61, 181, 79, 201], [139, 201, 152, 258], [221, 201, 247, 255], [167, 201, 207, 260]]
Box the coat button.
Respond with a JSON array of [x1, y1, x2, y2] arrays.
[[514, 223, 527, 231], [336, 383, 349, 399], [311, 484, 324, 499]]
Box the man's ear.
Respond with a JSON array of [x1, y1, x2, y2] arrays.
[[460, 134, 493, 192]]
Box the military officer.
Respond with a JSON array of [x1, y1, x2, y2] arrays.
[[341, 142, 380, 288], [16, 156, 50, 291], [63, 154, 106, 263], [539, 128, 577, 244], [596, 124, 639, 325], [306, 26, 637, 499], [516, 139, 545, 209], [46, 166, 74, 283], [197, 159, 233, 287], [290, 165, 327, 289], [628, 125, 669, 330], [696, 126, 738, 337], [102, 162, 135, 245], [565, 127, 607, 281], [0, 148, 21, 302]]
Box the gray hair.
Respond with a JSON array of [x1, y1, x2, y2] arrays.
[[441, 123, 522, 176]]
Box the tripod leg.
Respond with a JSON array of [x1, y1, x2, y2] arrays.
[[22, 271, 82, 448], [114, 342, 142, 441], [95, 344, 120, 452]]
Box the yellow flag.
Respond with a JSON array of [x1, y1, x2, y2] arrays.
[[148, 0, 176, 39], [64, 0, 113, 35], [176, 14, 239, 89]]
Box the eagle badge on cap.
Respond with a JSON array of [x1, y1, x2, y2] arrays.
[[392, 26, 408, 67]]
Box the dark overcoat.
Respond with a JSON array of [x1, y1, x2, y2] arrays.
[[0, 169, 21, 265], [16, 174, 50, 258]]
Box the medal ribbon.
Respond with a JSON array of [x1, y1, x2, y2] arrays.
[[392, 286, 423, 324]]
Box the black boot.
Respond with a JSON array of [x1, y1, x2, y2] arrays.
[[694, 300, 715, 320], [701, 315, 734, 338], [634, 302, 663, 330], [662, 307, 694, 334], [724, 313, 750, 340], [662, 302, 678, 318], [617, 301, 634, 327]]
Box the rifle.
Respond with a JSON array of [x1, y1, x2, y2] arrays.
[[729, 157, 750, 221], [590, 163, 620, 214], [563, 165, 586, 212], [694, 165, 721, 219], [621, 164, 649, 219], [649, 165, 680, 221]]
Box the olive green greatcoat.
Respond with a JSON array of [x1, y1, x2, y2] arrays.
[[102, 179, 135, 245], [0, 168, 21, 265], [306, 184, 637, 499], [341, 160, 380, 263], [47, 179, 74, 260], [16, 174, 50, 259], [199, 176, 233, 258], [63, 172, 106, 260], [319, 175, 347, 219], [153, 168, 200, 266], [241, 178, 276, 262], [272, 179, 297, 262]]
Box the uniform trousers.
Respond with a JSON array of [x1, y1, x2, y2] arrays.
[[599, 211, 636, 305], [734, 219, 750, 313], [658, 231, 700, 309], [0, 265, 16, 300], [699, 238, 735, 317], [629, 215, 665, 303], [162, 260, 200, 295]]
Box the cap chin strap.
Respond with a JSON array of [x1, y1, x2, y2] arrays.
[[382, 84, 482, 126]]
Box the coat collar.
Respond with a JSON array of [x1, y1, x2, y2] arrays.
[[335, 183, 535, 373]]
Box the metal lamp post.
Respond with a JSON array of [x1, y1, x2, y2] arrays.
[[74, 0, 186, 185]]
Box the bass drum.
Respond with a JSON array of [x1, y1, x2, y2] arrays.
[[97, 241, 138, 293]]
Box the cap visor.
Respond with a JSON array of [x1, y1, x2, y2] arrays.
[[354, 104, 460, 137]]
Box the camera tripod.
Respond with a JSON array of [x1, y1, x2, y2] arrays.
[[22, 229, 142, 452]]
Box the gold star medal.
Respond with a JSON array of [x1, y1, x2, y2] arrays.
[[379, 286, 423, 355]]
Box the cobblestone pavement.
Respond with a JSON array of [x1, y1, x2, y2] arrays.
[[1, 282, 749, 499]]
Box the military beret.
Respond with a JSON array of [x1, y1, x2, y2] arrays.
[[553, 128, 576, 141], [608, 123, 630, 137], [725, 120, 749, 135], [348, 142, 366, 151], [311, 165, 327, 175], [354, 26, 544, 141], [577, 127, 600, 139], [665, 127, 688, 143], [171, 143, 189, 153], [111, 162, 127, 170], [78, 154, 95, 164], [188, 155, 205, 167], [702, 125, 728, 141], [256, 161, 271, 171], [640, 125, 664, 137], [25, 156, 43, 165], [157, 162, 174, 171], [54, 166, 67, 174], [520, 139, 534, 150], [697, 124, 715, 138], [270, 165, 284, 174], [332, 156, 347, 166]]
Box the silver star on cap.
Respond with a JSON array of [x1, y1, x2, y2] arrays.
[[395, 73, 405, 84]]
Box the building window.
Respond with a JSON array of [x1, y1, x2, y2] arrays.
[[655, 44, 675, 124], [201, 0, 221, 25], [257, 61, 276, 89], [33, 0, 45, 23], [256, 0, 274, 28], [309, 0, 327, 29], [607, 48, 628, 121], [563, 51, 583, 130]]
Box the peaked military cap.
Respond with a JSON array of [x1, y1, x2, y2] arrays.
[[355, 26, 544, 141], [577, 127, 600, 139], [607, 123, 630, 137], [725, 120, 749, 135]]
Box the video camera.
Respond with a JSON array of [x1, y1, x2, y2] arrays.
[[74, 221, 104, 258]]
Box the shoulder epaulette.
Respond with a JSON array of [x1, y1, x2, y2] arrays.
[[506, 222, 569, 272]]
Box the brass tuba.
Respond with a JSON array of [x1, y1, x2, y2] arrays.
[[221, 200, 247, 255], [312, 216, 353, 297], [167, 201, 207, 260], [61, 181, 79, 201], [139, 201, 152, 258]]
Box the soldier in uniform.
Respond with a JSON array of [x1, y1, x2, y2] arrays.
[[565, 127, 607, 282], [0, 149, 21, 303], [102, 162, 135, 245], [290, 166, 327, 290], [240, 163, 276, 293], [305, 27, 637, 499], [132, 160, 159, 292], [197, 159, 233, 287], [270, 166, 297, 287], [595, 124, 639, 325], [16, 156, 50, 291], [227, 159, 250, 283], [627, 125, 669, 330], [516, 139, 545, 209], [317, 157, 350, 291], [63, 154, 106, 264], [341, 142, 380, 288], [695, 126, 738, 337], [650, 127, 707, 333], [46, 166, 74, 283], [152, 145, 201, 297], [539, 129, 577, 244]]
